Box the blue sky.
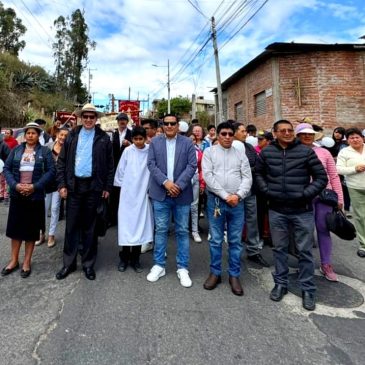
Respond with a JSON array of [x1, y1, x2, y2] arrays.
[[4, 0, 365, 113]]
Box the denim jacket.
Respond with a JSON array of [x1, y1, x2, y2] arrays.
[[3, 142, 56, 200]]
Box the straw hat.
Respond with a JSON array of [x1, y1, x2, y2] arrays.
[[75, 103, 104, 118]]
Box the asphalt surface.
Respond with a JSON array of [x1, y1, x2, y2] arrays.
[[0, 202, 364, 365]]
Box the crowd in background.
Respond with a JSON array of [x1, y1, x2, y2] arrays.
[[0, 105, 364, 311]]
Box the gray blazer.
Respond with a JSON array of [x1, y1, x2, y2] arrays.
[[147, 134, 197, 205]]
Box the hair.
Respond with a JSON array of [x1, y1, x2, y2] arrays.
[[226, 119, 236, 126], [345, 127, 363, 139], [57, 127, 69, 133], [191, 118, 199, 124], [333, 127, 345, 140], [141, 118, 158, 129], [207, 124, 216, 131], [246, 124, 257, 134], [232, 122, 245, 133], [131, 126, 147, 139], [272, 119, 293, 132], [163, 114, 178, 122], [217, 121, 235, 135], [34, 118, 47, 126], [6, 128, 13, 135], [312, 124, 323, 132]]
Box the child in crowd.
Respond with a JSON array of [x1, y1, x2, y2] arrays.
[[113, 127, 154, 273]]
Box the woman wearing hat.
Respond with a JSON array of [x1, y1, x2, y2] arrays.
[[1, 122, 55, 278], [296, 123, 343, 281]]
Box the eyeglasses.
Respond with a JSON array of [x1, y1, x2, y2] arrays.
[[163, 122, 177, 127], [220, 132, 234, 137], [82, 114, 96, 120], [277, 129, 294, 134]]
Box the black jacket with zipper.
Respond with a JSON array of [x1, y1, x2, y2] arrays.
[[255, 139, 328, 213]]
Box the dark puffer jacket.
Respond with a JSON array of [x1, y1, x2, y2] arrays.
[[255, 139, 328, 213], [57, 125, 114, 193]]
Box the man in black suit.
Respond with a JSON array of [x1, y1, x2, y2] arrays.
[[110, 113, 133, 226]]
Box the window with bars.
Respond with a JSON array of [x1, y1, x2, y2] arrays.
[[234, 102, 244, 122], [255, 91, 266, 116]]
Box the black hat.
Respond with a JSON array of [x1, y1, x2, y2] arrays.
[[116, 113, 129, 121]]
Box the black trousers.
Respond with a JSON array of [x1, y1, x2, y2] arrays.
[[109, 186, 120, 226], [63, 178, 100, 269], [119, 246, 141, 265]]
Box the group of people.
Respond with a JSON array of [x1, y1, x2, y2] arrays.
[[1, 103, 364, 313]]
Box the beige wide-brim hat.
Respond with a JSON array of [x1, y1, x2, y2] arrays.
[[75, 103, 104, 118], [23, 122, 43, 133]]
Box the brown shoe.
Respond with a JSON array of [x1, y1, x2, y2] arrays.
[[229, 276, 244, 296], [203, 273, 222, 290]]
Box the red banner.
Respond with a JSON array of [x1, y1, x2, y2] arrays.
[[55, 111, 77, 126], [118, 100, 140, 125]]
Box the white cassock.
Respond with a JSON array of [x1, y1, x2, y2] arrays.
[[113, 144, 154, 246]]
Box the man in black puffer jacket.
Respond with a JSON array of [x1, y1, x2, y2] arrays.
[[256, 119, 328, 311]]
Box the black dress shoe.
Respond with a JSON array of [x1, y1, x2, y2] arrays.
[[247, 253, 270, 267], [270, 284, 288, 302], [1, 263, 19, 276], [118, 261, 128, 272], [131, 262, 143, 273], [357, 249, 365, 258], [83, 267, 96, 280], [302, 291, 316, 311], [20, 268, 31, 278], [56, 265, 77, 280]]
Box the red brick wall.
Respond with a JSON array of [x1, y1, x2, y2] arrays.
[[226, 50, 365, 133]]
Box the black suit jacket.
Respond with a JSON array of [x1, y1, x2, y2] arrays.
[[112, 128, 132, 170]]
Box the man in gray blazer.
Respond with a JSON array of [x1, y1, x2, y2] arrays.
[[146, 114, 197, 287]]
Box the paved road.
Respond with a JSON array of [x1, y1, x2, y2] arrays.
[[0, 203, 364, 365]]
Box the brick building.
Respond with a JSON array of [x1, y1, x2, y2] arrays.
[[218, 42, 365, 132]]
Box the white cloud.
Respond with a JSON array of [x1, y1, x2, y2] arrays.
[[2, 0, 364, 111]]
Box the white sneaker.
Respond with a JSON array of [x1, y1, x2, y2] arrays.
[[223, 230, 228, 244], [146, 265, 166, 282], [141, 243, 153, 254], [192, 232, 202, 243], [207, 233, 211, 241], [176, 268, 192, 288]]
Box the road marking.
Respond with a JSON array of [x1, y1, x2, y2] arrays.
[[248, 267, 365, 318]]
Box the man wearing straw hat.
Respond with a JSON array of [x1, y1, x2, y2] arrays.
[[56, 104, 114, 281]]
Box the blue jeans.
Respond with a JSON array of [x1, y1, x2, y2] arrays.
[[152, 198, 190, 269], [269, 209, 315, 293], [206, 193, 245, 277]]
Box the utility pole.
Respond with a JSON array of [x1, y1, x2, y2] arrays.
[[88, 68, 97, 101], [211, 17, 223, 126], [111, 94, 115, 113], [191, 93, 196, 120], [128, 86, 131, 101], [167, 59, 171, 114]]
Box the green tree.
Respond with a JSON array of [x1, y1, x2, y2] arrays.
[[52, 9, 96, 102], [0, 2, 26, 56], [157, 96, 192, 118]]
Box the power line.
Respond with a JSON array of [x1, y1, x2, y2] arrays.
[[220, 0, 269, 50], [186, 0, 209, 19], [19, 0, 54, 41]]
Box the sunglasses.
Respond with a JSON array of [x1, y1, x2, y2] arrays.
[[163, 122, 177, 126], [220, 132, 234, 137], [82, 114, 96, 120]]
